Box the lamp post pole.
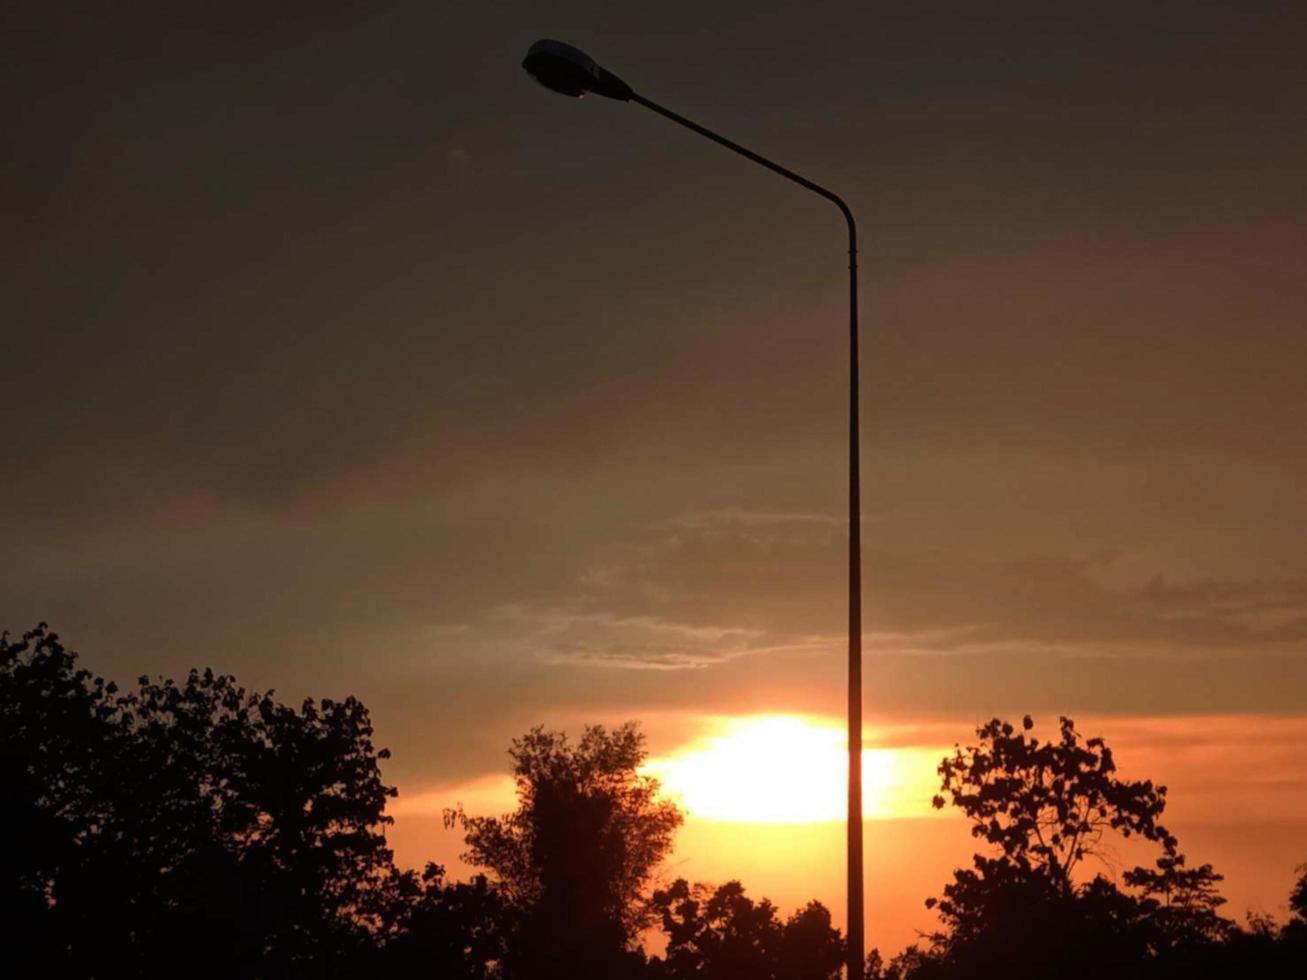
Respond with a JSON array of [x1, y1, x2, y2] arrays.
[[522, 40, 864, 980]]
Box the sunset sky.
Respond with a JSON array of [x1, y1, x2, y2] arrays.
[[5, 0, 1307, 957]]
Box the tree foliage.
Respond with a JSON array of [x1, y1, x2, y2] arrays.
[[9, 626, 1306, 980], [1291, 863, 1307, 924], [448, 722, 683, 978], [918, 715, 1237, 979], [365, 863, 508, 979], [1, 623, 122, 968], [2, 623, 398, 977], [1122, 853, 1231, 951], [650, 878, 844, 980], [931, 715, 1173, 891]]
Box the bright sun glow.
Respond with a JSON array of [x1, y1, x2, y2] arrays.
[[644, 715, 941, 824]]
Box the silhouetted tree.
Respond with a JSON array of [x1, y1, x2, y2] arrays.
[[367, 863, 508, 979], [777, 897, 845, 980], [1123, 853, 1232, 951], [1291, 863, 1307, 924], [931, 716, 1174, 893], [1278, 862, 1307, 962], [914, 715, 1232, 980], [1, 624, 399, 978], [869, 945, 932, 980], [649, 878, 843, 980], [1, 624, 123, 973], [1138, 868, 1307, 980], [447, 722, 683, 979], [21, 630, 1305, 980]]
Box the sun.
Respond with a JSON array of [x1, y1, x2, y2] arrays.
[[644, 715, 937, 824]]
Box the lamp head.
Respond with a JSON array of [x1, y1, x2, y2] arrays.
[[522, 39, 633, 101]]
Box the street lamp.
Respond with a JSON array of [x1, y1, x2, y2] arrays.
[[522, 38, 865, 980]]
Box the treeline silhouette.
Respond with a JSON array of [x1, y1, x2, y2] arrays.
[[3, 623, 1305, 978]]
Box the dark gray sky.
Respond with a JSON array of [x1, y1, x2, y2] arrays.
[[5, 0, 1307, 816]]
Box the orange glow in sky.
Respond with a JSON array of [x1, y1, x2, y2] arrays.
[[386, 712, 1307, 957], [644, 714, 944, 823]]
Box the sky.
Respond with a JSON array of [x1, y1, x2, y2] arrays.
[[5, 0, 1307, 957]]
